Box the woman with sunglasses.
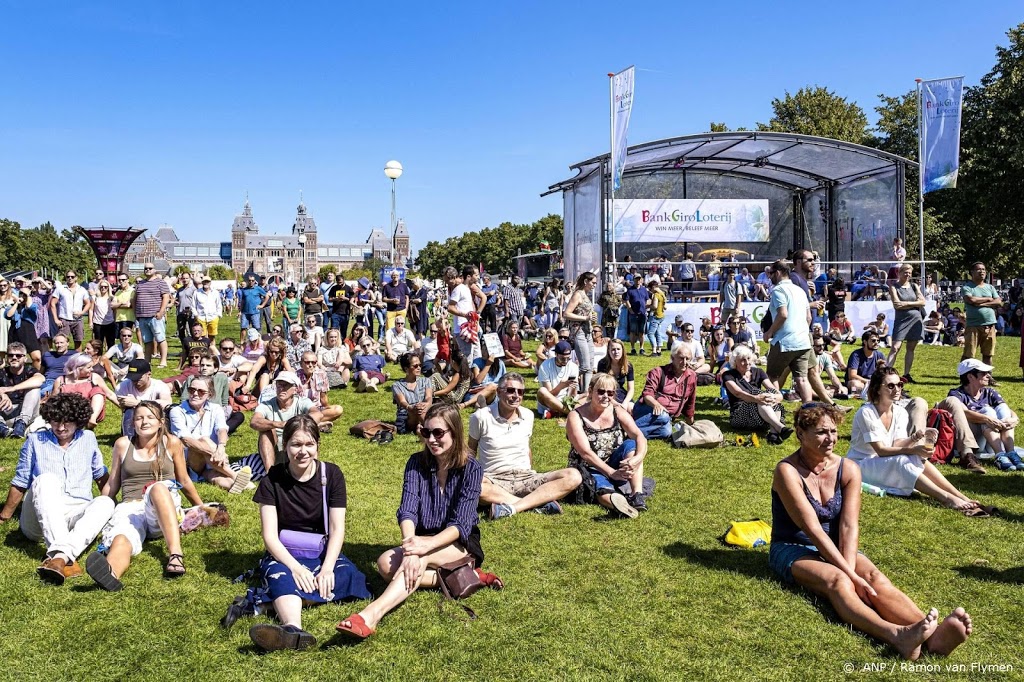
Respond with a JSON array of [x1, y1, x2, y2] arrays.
[[6, 287, 42, 369], [90, 279, 116, 353], [565, 373, 649, 518], [393, 353, 433, 434], [536, 328, 558, 365], [336, 403, 502, 641], [848, 367, 988, 515], [431, 344, 471, 407], [771, 403, 972, 659], [244, 337, 292, 399]]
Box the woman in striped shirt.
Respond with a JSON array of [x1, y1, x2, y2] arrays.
[[336, 403, 502, 640]]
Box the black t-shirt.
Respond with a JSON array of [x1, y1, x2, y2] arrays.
[[596, 357, 634, 391], [826, 286, 847, 317], [327, 284, 353, 316], [723, 367, 769, 417], [0, 366, 39, 403], [253, 461, 347, 534]]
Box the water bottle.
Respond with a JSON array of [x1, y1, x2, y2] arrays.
[[861, 482, 886, 497]]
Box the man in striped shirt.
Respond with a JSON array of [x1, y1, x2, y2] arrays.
[[501, 275, 525, 333], [0, 393, 115, 584], [133, 264, 172, 368]]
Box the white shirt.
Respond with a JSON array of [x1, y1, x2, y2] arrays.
[[193, 288, 223, 321], [386, 327, 417, 355], [56, 285, 90, 321], [469, 402, 534, 475], [847, 403, 909, 462], [104, 342, 144, 368], [449, 284, 473, 334], [536, 357, 579, 404]]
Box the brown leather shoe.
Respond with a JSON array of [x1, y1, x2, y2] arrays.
[[62, 560, 84, 579], [960, 452, 987, 474], [37, 557, 67, 586]]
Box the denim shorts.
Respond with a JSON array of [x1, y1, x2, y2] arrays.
[[768, 542, 820, 584], [587, 439, 636, 494], [239, 313, 261, 330], [137, 316, 166, 344]]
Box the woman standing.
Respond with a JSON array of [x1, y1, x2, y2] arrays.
[[90, 280, 116, 352], [243, 415, 371, 651], [0, 277, 16, 361], [563, 272, 597, 392], [335, 404, 501, 640], [86, 401, 205, 590], [887, 264, 926, 383], [281, 288, 301, 333], [6, 288, 41, 369]]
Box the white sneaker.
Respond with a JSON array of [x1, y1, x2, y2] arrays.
[[228, 466, 252, 494]]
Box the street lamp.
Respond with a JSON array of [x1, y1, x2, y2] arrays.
[[297, 233, 307, 284], [384, 160, 403, 265]]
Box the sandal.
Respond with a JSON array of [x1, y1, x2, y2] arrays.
[[336, 613, 375, 640], [85, 551, 123, 592], [475, 568, 505, 590], [164, 553, 186, 578], [377, 431, 393, 445], [318, 421, 333, 434], [960, 507, 991, 518]]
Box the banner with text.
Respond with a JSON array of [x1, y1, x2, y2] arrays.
[[611, 66, 635, 191], [613, 199, 770, 243], [921, 76, 964, 194]]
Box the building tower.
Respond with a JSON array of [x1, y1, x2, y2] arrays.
[[393, 219, 410, 266], [292, 195, 318, 281], [231, 197, 259, 274]]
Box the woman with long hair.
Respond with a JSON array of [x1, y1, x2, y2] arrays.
[[563, 271, 598, 392], [317, 328, 351, 388], [90, 279, 116, 352], [336, 404, 501, 640], [86, 401, 205, 590], [244, 336, 292, 398], [887, 264, 926, 383], [596, 338, 635, 411], [241, 327, 266, 362], [536, 328, 558, 365]]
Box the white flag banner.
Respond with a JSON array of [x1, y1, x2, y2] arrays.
[[920, 76, 964, 193], [611, 66, 634, 191]]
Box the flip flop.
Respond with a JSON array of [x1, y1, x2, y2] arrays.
[[336, 613, 375, 640], [85, 551, 123, 592], [960, 507, 990, 518], [164, 553, 186, 578]]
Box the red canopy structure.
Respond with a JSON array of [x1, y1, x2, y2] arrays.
[[75, 227, 146, 282]]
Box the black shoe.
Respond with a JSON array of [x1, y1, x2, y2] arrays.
[[249, 624, 317, 651], [221, 596, 248, 629], [629, 350, 637, 356], [766, 432, 783, 446], [626, 492, 648, 512], [779, 427, 794, 441]]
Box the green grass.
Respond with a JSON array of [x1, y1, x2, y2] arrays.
[[1, 320, 1022, 681]]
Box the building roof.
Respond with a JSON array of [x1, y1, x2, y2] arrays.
[[155, 227, 179, 242], [231, 200, 259, 233], [292, 200, 317, 234]]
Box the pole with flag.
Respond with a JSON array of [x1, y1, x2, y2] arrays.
[[609, 66, 634, 275], [916, 75, 964, 282]]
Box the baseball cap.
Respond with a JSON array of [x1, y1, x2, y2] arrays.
[[274, 371, 302, 388], [201, 276, 211, 283], [675, 315, 684, 322], [126, 359, 151, 381], [957, 359, 993, 376], [554, 340, 573, 355], [247, 328, 261, 341]]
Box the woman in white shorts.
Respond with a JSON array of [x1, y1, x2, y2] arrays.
[[86, 400, 205, 590]]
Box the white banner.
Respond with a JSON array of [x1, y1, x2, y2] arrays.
[[619, 301, 935, 339], [611, 66, 634, 191], [614, 199, 770, 243], [920, 76, 964, 193]]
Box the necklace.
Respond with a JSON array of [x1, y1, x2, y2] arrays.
[[796, 450, 832, 476]]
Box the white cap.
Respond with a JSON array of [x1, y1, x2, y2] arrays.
[[957, 358, 993, 376]]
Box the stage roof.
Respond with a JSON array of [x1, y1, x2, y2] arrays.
[[545, 132, 916, 194]]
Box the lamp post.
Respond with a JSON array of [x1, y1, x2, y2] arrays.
[[297, 233, 307, 284], [384, 160, 403, 265]]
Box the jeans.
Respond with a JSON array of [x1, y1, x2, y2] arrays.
[[631, 402, 673, 439], [644, 317, 665, 350], [587, 439, 637, 493], [239, 312, 261, 330], [331, 313, 350, 338], [0, 389, 41, 426], [374, 309, 386, 341], [573, 329, 594, 390]]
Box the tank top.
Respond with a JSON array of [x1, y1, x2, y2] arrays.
[[568, 407, 625, 468], [568, 296, 594, 337], [120, 441, 175, 501], [771, 459, 845, 546], [59, 381, 106, 422]]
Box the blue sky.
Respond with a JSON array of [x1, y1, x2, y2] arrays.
[[0, 1, 1019, 251]]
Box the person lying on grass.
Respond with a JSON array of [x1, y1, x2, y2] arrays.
[[86, 400, 205, 590], [336, 403, 502, 641], [847, 367, 991, 516], [470, 372, 581, 520], [243, 415, 372, 652], [565, 373, 649, 519], [770, 403, 972, 660]]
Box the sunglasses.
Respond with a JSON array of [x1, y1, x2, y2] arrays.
[[220, 346, 235, 351], [883, 381, 905, 390], [187, 387, 209, 396], [144, 267, 154, 271], [503, 387, 524, 396], [118, 278, 128, 282], [594, 388, 615, 397], [682, 328, 694, 333], [7, 353, 25, 359], [867, 338, 879, 343], [418, 426, 450, 440]]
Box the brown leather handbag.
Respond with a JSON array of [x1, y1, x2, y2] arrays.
[[349, 419, 397, 440], [436, 556, 483, 620]]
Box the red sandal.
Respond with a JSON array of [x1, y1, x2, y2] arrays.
[[336, 613, 375, 640], [475, 568, 504, 590]]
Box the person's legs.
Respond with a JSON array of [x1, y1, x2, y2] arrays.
[[573, 330, 593, 391], [537, 388, 569, 416], [994, 403, 1015, 452], [17, 388, 41, 426], [918, 461, 976, 505], [887, 340, 903, 368], [904, 397, 929, 435], [934, 397, 979, 456], [21, 473, 115, 561], [512, 469, 583, 512], [902, 340, 919, 377], [791, 556, 937, 659], [630, 403, 672, 439], [147, 483, 183, 559], [757, 403, 786, 433], [258, 431, 279, 472], [913, 467, 974, 510], [272, 595, 305, 629]]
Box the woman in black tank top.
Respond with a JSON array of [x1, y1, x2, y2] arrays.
[[770, 404, 973, 660], [86, 401, 204, 591]]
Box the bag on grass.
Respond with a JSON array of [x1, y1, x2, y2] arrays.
[[180, 503, 230, 534], [436, 555, 483, 620], [721, 519, 771, 548], [349, 419, 397, 440], [926, 408, 955, 464], [672, 420, 724, 448]]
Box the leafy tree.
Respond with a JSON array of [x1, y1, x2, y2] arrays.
[[0, 219, 28, 271], [172, 265, 192, 276], [758, 86, 870, 144], [317, 264, 338, 280], [205, 265, 236, 281]]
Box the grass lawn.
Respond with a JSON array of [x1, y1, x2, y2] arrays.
[[1, 319, 1021, 681]]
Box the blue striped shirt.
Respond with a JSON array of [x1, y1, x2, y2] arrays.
[[11, 429, 107, 502], [397, 453, 481, 546]]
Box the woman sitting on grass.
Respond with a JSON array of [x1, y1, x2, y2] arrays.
[[244, 337, 292, 398], [352, 336, 387, 393], [565, 373, 649, 519], [771, 403, 972, 660], [52, 352, 117, 429], [535, 328, 558, 365], [722, 345, 791, 445], [244, 415, 371, 651], [316, 329, 351, 389], [596, 338, 635, 411], [431, 345, 471, 407], [335, 404, 502, 641], [393, 352, 433, 434], [848, 367, 990, 516], [707, 324, 733, 375], [241, 328, 265, 362], [86, 401, 205, 590], [465, 343, 505, 408]]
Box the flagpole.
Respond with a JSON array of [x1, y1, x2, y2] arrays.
[[609, 72, 616, 276], [915, 78, 925, 284]]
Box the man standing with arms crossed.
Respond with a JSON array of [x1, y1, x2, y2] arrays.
[[961, 261, 1002, 377], [132, 264, 172, 368]]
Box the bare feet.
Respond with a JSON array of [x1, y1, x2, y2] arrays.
[[945, 497, 975, 512], [926, 607, 972, 656], [893, 608, 939, 660]]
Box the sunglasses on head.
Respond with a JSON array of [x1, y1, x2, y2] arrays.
[[418, 426, 449, 440]]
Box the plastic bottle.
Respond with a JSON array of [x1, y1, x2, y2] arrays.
[[861, 482, 886, 497]]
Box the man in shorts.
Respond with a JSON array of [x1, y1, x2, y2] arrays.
[[132, 264, 172, 367], [961, 261, 1002, 371], [763, 260, 813, 403], [469, 373, 582, 519], [50, 270, 92, 350]]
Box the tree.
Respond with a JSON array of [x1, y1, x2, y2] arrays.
[[758, 86, 869, 144], [172, 265, 192, 276], [317, 264, 338, 280], [205, 265, 236, 281]]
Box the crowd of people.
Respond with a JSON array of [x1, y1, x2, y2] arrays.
[[0, 253, 1016, 660]]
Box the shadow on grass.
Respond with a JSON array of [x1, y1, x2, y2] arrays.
[[2, 526, 43, 560], [202, 548, 265, 581], [943, 471, 1024, 502], [953, 563, 1024, 585], [662, 541, 773, 581]]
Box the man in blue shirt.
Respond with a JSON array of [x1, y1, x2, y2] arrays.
[[0, 393, 114, 585], [845, 330, 887, 394], [763, 260, 813, 404], [623, 278, 650, 355], [480, 274, 500, 333], [237, 274, 270, 344]]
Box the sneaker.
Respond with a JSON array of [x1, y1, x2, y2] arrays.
[[249, 624, 317, 651], [607, 492, 638, 519], [534, 500, 562, 515], [959, 452, 987, 474], [638, 349, 647, 356], [779, 427, 794, 441], [626, 492, 647, 512], [629, 350, 637, 356], [490, 503, 515, 520], [995, 455, 1014, 471], [11, 420, 27, 439], [0, 422, 11, 438], [1005, 450, 1024, 471], [228, 466, 252, 495], [766, 432, 783, 446]]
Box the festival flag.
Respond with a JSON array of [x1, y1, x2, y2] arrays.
[[920, 77, 964, 193], [611, 66, 635, 191]]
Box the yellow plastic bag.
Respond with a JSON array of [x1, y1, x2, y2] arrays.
[[721, 519, 771, 548]]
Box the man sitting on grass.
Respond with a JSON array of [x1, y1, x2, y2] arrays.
[[115, 359, 172, 438], [536, 340, 580, 419], [631, 344, 696, 440], [946, 359, 1023, 471], [846, 330, 886, 395], [296, 352, 343, 428], [470, 372, 582, 520], [384, 317, 418, 363], [250, 372, 323, 470]]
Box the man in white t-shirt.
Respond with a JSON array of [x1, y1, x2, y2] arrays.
[[446, 265, 482, 362], [470, 373, 582, 519], [384, 317, 419, 362], [115, 360, 172, 438], [215, 338, 252, 381], [50, 271, 92, 350], [536, 340, 580, 418], [249, 371, 322, 470], [102, 328, 145, 383]]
